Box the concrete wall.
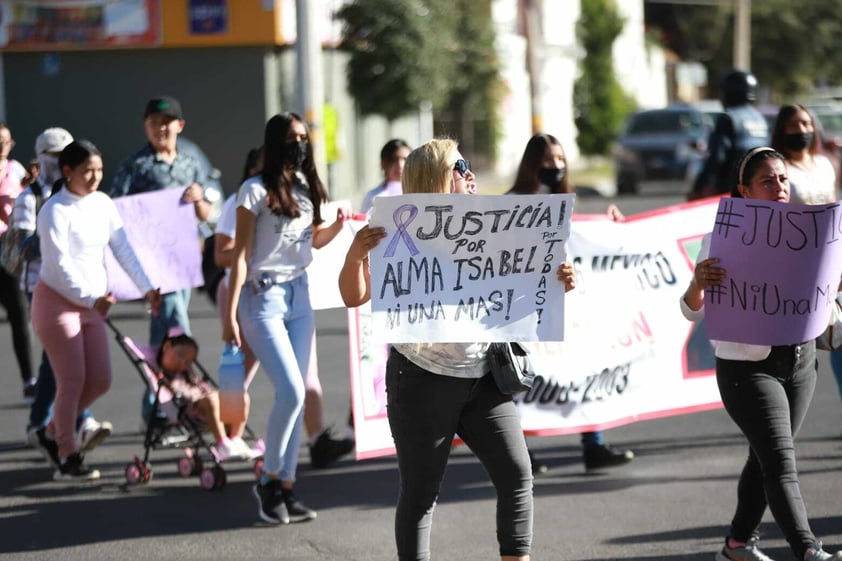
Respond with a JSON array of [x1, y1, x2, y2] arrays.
[[3, 47, 267, 196]]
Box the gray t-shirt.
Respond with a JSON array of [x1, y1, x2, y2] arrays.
[[237, 175, 314, 283]]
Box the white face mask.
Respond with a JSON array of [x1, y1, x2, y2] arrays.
[[37, 154, 61, 185]]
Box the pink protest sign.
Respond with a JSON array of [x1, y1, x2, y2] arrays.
[[706, 198, 842, 345], [105, 188, 203, 300]]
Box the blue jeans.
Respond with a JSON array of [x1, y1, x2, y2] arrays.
[[581, 431, 604, 448], [149, 289, 192, 347], [238, 274, 313, 480], [142, 289, 192, 421], [716, 343, 820, 559], [386, 349, 533, 560]]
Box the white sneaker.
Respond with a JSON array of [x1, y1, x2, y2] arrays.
[[229, 437, 261, 459], [77, 418, 113, 452], [214, 440, 237, 462]]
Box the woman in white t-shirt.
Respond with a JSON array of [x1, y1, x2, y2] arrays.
[[223, 114, 345, 524]]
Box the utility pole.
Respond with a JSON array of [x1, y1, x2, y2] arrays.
[[732, 0, 751, 70], [296, 0, 327, 181], [523, 0, 543, 134]]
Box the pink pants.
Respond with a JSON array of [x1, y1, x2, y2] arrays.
[[31, 282, 112, 459]]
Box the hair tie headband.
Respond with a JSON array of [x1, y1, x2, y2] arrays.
[[737, 146, 776, 185]]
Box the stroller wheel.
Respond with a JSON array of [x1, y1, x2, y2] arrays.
[[199, 468, 217, 491], [125, 459, 152, 485], [253, 458, 264, 479], [177, 456, 202, 477], [125, 462, 142, 485]]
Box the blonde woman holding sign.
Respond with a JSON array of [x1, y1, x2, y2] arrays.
[[339, 138, 576, 561], [680, 147, 841, 561]]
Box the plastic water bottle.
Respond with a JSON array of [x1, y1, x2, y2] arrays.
[[218, 343, 246, 424]]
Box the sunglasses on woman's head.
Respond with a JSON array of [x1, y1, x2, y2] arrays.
[[453, 159, 471, 177]]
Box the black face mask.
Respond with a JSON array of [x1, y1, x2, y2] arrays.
[[539, 167, 566, 188], [284, 140, 308, 169], [783, 132, 814, 152]]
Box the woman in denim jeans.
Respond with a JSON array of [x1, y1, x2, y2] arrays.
[[680, 147, 841, 561], [223, 113, 345, 525], [339, 138, 577, 561]]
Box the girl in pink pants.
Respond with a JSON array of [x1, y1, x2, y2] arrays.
[[30, 140, 159, 481]]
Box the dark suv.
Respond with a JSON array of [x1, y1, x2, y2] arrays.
[[613, 105, 713, 194]]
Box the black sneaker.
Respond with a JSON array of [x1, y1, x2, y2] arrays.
[[34, 427, 60, 469], [281, 489, 317, 523], [252, 479, 289, 524], [54, 453, 100, 481], [583, 443, 634, 471], [309, 428, 354, 469]]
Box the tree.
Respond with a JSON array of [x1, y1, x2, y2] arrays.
[[336, 0, 451, 121], [434, 0, 503, 159], [573, 0, 635, 156], [337, 0, 503, 159], [645, 0, 842, 99]]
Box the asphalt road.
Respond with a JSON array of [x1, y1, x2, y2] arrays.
[[1, 192, 840, 561]]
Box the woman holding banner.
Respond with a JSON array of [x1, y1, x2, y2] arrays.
[[223, 113, 346, 525], [509, 132, 634, 474], [31, 140, 161, 481], [339, 138, 577, 561], [680, 146, 841, 561]]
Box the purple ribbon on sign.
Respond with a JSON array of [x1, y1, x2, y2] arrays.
[[383, 204, 420, 257]]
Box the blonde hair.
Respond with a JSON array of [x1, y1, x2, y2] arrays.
[[402, 138, 458, 194]]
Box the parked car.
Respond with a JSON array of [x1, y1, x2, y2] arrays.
[[613, 105, 713, 194]]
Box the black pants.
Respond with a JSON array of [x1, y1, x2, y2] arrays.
[[0, 267, 32, 384], [716, 342, 820, 558], [386, 349, 533, 560]]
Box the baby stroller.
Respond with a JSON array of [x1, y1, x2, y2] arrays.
[[106, 319, 265, 490]]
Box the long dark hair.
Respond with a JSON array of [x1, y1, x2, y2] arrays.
[[262, 113, 327, 223], [770, 104, 820, 156], [510, 133, 571, 194]]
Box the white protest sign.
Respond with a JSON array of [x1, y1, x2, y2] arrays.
[[368, 193, 575, 343], [105, 188, 202, 301], [307, 200, 359, 310]]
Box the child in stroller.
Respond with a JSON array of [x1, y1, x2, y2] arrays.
[[110, 321, 264, 490], [156, 331, 258, 460]]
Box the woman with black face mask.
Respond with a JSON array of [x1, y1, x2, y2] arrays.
[[507, 133, 633, 474], [770, 104, 837, 205], [223, 112, 347, 524]]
